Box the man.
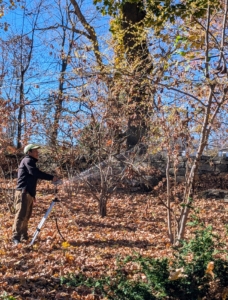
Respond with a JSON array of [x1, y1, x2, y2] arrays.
[[12, 144, 58, 245]]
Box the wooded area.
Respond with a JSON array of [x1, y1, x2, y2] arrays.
[[0, 0, 228, 299]]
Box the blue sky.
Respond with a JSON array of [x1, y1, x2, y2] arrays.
[[0, 0, 112, 145]]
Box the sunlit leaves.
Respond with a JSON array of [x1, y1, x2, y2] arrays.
[[62, 241, 71, 249], [0, 174, 227, 296], [168, 267, 187, 280], [205, 261, 215, 278], [94, 0, 221, 33]]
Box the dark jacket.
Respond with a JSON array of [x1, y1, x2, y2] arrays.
[[16, 155, 54, 197]]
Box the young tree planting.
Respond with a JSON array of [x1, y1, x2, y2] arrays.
[[147, 0, 228, 243]]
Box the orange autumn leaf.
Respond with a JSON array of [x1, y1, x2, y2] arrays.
[[205, 261, 215, 278]]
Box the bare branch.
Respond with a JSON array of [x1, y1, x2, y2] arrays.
[[219, 0, 228, 67], [205, 4, 210, 79], [70, 0, 104, 69], [152, 81, 207, 107], [192, 15, 220, 48], [37, 23, 91, 39]]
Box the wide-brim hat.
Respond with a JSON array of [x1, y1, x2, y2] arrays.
[[24, 144, 41, 154]]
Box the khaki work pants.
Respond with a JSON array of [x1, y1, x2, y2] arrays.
[[12, 191, 34, 241]]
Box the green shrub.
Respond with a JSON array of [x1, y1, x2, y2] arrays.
[[61, 225, 228, 299], [0, 292, 16, 300], [167, 225, 219, 299]]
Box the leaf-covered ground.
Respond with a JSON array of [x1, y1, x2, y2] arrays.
[[0, 179, 227, 299]]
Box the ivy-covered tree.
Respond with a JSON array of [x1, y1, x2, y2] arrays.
[[94, 0, 221, 149]]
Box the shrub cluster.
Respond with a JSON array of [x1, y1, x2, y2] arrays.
[[61, 225, 228, 299]]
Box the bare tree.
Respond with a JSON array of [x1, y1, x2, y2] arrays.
[[148, 1, 228, 243]]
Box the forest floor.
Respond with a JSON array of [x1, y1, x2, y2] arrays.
[[0, 178, 228, 299]]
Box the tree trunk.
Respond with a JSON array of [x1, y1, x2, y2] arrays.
[[50, 26, 74, 146], [177, 87, 215, 241], [166, 155, 174, 243], [99, 196, 107, 217], [122, 2, 151, 69], [17, 75, 25, 149], [50, 94, 63, 146], [121, 1, 152, 149]]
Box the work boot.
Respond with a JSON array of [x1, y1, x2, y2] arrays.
[[12, 239, 20, 245]]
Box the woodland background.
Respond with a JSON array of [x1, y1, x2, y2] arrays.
[[0, 0, 228, 299]]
